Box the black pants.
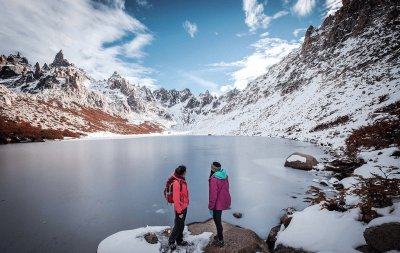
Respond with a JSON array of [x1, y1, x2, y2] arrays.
[[213, 210, 223, 241], [169, 208, 187, 244]]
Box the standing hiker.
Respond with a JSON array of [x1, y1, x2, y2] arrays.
[[208, 161, 231, 247], [165, 165, 189, 250]]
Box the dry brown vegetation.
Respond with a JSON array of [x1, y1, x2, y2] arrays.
[[1, 99, 162, 144], [345, 101, 400, 155], [65, 103, 162, 134], [351, 173, 400, 222], [310, 115, 351, 132], [0, 115, 80, 144]]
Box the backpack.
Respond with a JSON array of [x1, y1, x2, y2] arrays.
[[164, 176, 182, 204]]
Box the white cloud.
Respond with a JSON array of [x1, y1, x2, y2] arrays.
[[0, 0, 155, 87], [232, 38, 300, 89], [293, 0, 316, 16], [324, 0, 343, 17], [293, 28, 307, 37], [182, 20, 198, 38], [102, 0, 125, 9], [207, 61, 245, 68], [260, 32, 269, 38], [136, 0, 151, 8], [209, 37, 300, 91], [122, 33, 153, 58], [180, 72, 218, 91], [236, 32, 250, 37], [273, 10, 290, 19], [242, 0, 289, 32]]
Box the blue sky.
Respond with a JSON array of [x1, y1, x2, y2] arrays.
[[123, 0, 340, 94], [0, 0, 342, 94]]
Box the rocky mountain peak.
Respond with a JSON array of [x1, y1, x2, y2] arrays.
[[301, 25, 315, 54], [109, 71, 122, 80], [34, 62, 41, 79], [51, 50, 70, 67]]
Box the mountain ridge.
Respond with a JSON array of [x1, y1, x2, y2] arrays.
[[0, 0, 399, 152]]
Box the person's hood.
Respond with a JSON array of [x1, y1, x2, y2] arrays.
[[213, 168, 227, 180]]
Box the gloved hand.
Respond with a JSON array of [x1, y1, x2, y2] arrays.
[[209, 209, 214, 216]]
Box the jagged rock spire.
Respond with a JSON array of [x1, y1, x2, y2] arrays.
[[34, 62, 41, 79], [51, 50, 70, 67]]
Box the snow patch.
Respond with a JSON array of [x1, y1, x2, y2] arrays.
[[276, 204, 366, 253], [97, 226, 212, 253], [287, 155, 307, 163]]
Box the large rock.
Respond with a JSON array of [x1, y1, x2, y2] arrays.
[[188, 219, 269, 253], [266, 225, 280, 251], [284, 152, 318, 171], [144, 232, 158, 244], [274, 245, 312, 253], [364, 222, 400, 252]]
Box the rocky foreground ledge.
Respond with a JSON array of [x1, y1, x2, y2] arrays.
[[97, 219, 269, 253]]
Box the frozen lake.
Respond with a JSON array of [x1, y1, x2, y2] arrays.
[[0, 136, 327, 252]]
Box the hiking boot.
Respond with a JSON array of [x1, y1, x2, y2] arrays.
[[169, 243, 177, 251], [177, 240, 189, 246], [212, 239, 224, 247]]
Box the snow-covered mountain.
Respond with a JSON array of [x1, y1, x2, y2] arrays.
[[169, 0, 400, 153], [1, 0, 399, 150], [0, 50, 167, 137]]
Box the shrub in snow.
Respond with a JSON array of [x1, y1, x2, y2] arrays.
[[345, 101, 400, 156], [351, 174, 400, 223]]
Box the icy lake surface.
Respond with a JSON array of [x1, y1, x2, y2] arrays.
[[0, 136, 327, 252]]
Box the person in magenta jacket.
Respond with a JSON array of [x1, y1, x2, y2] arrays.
[[208, 161, 231, 247]]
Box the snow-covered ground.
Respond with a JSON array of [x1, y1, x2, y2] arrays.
[[276, 202, 400, 253], [97, 226, 212, 253]]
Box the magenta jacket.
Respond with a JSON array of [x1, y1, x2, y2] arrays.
[[208, 169, 231, 210]]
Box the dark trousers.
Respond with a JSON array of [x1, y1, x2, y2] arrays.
[[169, 208, 187, 244], [213, 210, 223, 241]]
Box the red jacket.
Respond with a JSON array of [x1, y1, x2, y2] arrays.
[[172, 174, 189, 214]]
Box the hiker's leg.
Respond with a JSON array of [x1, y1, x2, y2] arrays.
[[169, 211, 181, 244], [213, 210, 223, 241], [176, 208, 187, 243]]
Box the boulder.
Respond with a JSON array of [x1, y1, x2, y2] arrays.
[[188, 219, 269, 253], [355, 245, 380, 253], [364, 222, 400, 252], [274, 245, 312, 253], [144, 232, 158, 244], [266, 225, 280, 251], [284, 152, 318, 171], [280, 215, 292, 228], [233, 212, 242, 219]]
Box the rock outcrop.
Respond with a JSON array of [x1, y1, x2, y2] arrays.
[[50, 49, 70, 67], [364, 222, 400, 252], [284, 152, 318, 170], [188, 219, 269, 253], [274, 245, 311, 253], [144, 233, 158, 244]]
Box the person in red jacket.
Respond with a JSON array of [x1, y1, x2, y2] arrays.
[[168, 165, 189, 250], [209, 161, 231, 247]]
